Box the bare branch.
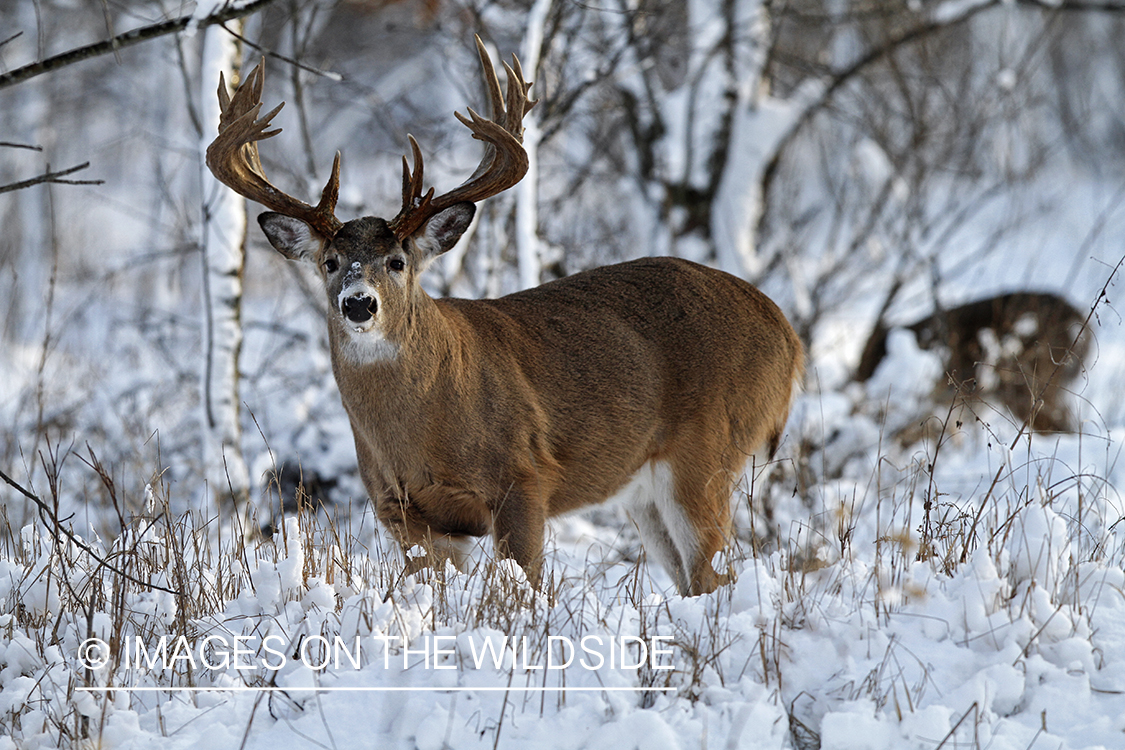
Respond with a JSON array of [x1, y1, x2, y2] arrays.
[[760, 0, 1125, 233], [0, 0, 280, 90], [0, 31, 22, 50], [0, 141, 43, 151], [0, 162, 103, 194], [760, 1, 1002, 202], [1022, 0, 1125, 10]]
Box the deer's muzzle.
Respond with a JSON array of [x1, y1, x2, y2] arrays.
[[342, 293, 377, 324]]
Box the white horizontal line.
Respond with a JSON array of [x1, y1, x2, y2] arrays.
[[76, 686, 676, 693]]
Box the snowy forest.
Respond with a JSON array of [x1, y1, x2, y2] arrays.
[[2, 0, 1125, 748]]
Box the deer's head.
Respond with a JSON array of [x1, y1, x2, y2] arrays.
[[205, 37, 535, 360]]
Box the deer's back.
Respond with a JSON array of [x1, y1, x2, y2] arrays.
[[441, 257, 802, 513]]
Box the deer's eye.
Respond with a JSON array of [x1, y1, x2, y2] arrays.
[[387, 258, 405, 273], [324, 257, 339, 274]]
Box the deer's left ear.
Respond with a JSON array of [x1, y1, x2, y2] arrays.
[[413, 203, 476, 259]]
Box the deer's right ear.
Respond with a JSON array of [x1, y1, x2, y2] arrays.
[[259, 212, 325, 262]]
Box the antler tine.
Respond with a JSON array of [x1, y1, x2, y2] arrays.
[[503, 55, 536, 130], [399, 134, 434, 214], [216, 71, 232, 113], [388, 36, 536, 241], [476, 36, 507, 123], [206, 59, 343, 240]]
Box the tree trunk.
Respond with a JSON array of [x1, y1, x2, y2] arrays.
[[199, 23, 250, 509], [515, 0, 553, 290]]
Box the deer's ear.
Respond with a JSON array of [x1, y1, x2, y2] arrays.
[[414, 203, 476, 259], [259, 212, 325, 262]]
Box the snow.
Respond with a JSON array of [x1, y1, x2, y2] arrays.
[[8, 283, 1121, 747], [4, 400, 1125, 749], [931, 0, 999, 25]]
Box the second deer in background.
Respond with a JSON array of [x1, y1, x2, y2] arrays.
[[857, 292, 1089, 433]]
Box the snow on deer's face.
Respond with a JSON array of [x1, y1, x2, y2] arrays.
[[258, 207, 474, 366]]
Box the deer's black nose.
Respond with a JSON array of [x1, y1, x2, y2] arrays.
[[342, 294, 377, 323]]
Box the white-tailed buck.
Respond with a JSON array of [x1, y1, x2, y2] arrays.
[[206, 38, 804, 595]]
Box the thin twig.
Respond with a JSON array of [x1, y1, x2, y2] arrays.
[[934, 701, 978, 750], [219, 21, 343, 81], [0, 0, 280, 90], [0, 141, 43, 151], [0, 162, 103, 194]]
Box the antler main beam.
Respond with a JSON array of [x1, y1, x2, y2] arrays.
[[205, 61, 343, 239], [206, 37, 534, 243], [387, 35, 537, 240]]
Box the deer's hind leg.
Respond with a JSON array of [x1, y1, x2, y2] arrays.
[[667, 455, 736, 596], [625, 462, 691, 593], [637, 430, 736, 596]]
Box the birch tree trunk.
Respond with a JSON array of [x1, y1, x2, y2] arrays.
[[9, 2, 50, 343], [199, 23, 250, 509], [612, 0, 778, 275], [515, 0, 553, 290], [710, 0, 781, 278], [615, 0, 996, 281]]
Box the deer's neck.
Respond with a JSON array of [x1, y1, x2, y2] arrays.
[[328, 292, 476, 495], [329, 292, 468, 421]]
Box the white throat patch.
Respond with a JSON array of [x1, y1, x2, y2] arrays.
[[339, 325, 399, 365]]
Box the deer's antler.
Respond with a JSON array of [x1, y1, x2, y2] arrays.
[[387, 35, 536, 241], [205, 60, 343, 239]]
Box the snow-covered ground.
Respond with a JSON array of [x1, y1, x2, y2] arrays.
[[2, 274, 1125, 748]]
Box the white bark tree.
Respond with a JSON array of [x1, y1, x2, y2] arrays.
[[609, 0, 1010, 281], [514, 0, 553, 290], [199, 23, 250, 509]]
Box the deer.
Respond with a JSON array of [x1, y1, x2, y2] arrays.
[[205, 38, 804, 596], [856, 292, 1089, 434]]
